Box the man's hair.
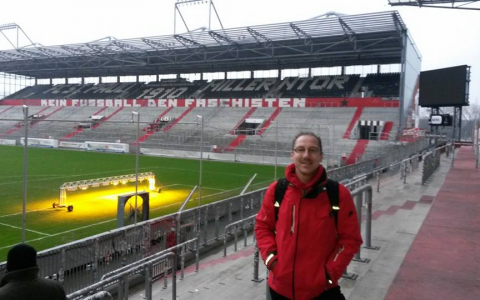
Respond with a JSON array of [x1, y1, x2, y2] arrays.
[[6, 244, 37, 272], [291, 132, 323, 153]]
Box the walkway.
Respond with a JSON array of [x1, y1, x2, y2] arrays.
[[385, 146, 480, 299], [127, 147, 479, 299]]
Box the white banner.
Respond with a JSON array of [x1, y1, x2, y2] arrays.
[[20, 138, 59, 148], [59, 141, 86, 149], [85, 141, 129, 153], [0, 139, 16, 146]]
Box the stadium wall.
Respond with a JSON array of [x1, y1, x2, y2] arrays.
[[0, 98, 399, 108], [400, 31, 421, 131]]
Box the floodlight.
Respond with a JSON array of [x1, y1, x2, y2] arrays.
[[58, 172, 157, 206], [148, 178, 156, 191]]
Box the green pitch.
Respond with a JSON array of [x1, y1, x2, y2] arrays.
[[0, 145, 284, 262]]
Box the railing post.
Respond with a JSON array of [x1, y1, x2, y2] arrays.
[[172, 254, 177, 300], [118, 274, 128, 300], [215, 205, 220, 240], [144, 262, 152, 300], [376, 170, 380, 193], [476, 143, 479, 169], [243, 221, 248, 247], [93, 238, 99, 283], [353, 190, 370, 263], [252, 219, 256, 243], [59, 248, 65, 286], [451, 142, 455, 168], [203, 206, 208, 245], [223, 231, 228, 257], [364, 186, 380, 251], [234, 225, 238, 252], [162, 263, 168, 290], [252, 244, 264, 282], [195, 238, 200, 272], [180, 247, 185, 280]]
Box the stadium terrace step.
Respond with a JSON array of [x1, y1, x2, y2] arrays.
[[60, 107, 108, 140], [380, 121, 394, 140], [343, 107, 363, 139], [224, 135, 247, 152], [346, 139, 369, 165], [33, 106, 64, 124], [136, 107, 174, 144], [257, 107, 281, 136], [91, 107, 124, 129], [143, 107, 174, 131], [0, 106, 13, 116], [163, 106, 195, 133], [229, 107, 257, 134], [0, 106, 50, 138]]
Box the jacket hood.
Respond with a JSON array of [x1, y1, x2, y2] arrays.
[[0, 266, 39, 287], [285, 163, 326, 190]]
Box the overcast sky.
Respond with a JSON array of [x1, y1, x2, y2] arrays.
[[1, 0, 479, 105]]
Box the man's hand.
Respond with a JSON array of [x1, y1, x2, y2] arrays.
[[270, 260, 277, 271]]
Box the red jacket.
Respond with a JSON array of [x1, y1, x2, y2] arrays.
[[255, 164, 362, 299]]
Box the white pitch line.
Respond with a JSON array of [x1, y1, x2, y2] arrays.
[[0, 222, 51, 236], [0, 207, 56, 219], [173, 184, 228, 192], [0, 218, 117, 251]]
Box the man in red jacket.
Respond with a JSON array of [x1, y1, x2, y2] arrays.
[[255, 132, 362, 300]]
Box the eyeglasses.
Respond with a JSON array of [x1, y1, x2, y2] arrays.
[[293, 147, 321, 155]]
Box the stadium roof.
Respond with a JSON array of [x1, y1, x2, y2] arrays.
[[388, 0, 480, 10], [0, 11, 409, 79]]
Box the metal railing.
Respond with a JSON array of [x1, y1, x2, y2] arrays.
[[0, 137, 433, 296], [67, 252, 175, 300], [223, 214, 257, 257], [422, 149, 441, 185], [79, 291, 112, 300]]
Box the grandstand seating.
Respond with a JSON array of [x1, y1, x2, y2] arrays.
[[3, 85, 53, 99], [1, 73, 401, 100], [129, 79, 206, 99], [195, 78, 278, 99], [273, 75, 362, 98], [362, 73, 400, 98]]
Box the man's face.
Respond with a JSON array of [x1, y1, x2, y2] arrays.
[[291, 135, 323, 179]]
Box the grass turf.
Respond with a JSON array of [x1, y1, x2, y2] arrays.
[[0, 145, 284, 261]]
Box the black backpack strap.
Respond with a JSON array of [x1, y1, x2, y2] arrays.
[[274, 178, 289, 221], [326, 179, 340, 228]]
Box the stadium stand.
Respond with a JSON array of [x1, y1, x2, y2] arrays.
[[1, 73, 401, 101], [129, 79, 206, 99], [362, 72, 401, 98], [273, 75, 362, 98], [195, 78, 278, 99], [2, 84, 53, 99]]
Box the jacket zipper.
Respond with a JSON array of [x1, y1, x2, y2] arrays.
[[333, 245, 344, 262], [290, 205, 295, 234], [291, 199, 301, 299]]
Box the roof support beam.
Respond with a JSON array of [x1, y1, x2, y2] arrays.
[[173, 34, 205, 49], [247, 27, 272, 46], [208, 31, 238, 46], [290, 23, 312, 44]]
